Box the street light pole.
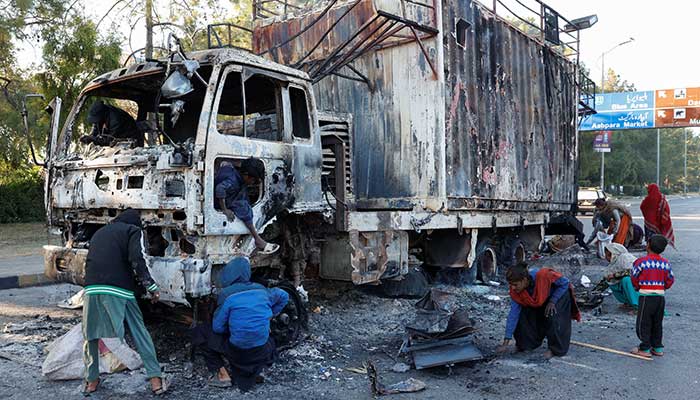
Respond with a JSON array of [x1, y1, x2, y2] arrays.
[[684, 130, 688, 195], [600, 53, 605, 190], [598, 38, 634, 191]]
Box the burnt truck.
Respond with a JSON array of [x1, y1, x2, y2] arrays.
[[40, 0, 591, 307]]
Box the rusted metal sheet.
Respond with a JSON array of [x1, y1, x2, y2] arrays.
[[442, 0, 578, 208], [314, 39, 444, 204], [252, 0, 437, 66], [256, 0, 577, 213]]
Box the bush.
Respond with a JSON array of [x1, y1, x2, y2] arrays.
[[0, 165, 45, 223]]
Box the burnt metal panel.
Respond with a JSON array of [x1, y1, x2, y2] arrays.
[[313, 42, 443, 202], [443, 0, 578, 209]]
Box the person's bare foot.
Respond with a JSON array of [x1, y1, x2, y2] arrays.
[[150, 377, 167, 394], [218, 367, 231, 382], [543, 350, 554, 359], [82, 379, 100, 395]]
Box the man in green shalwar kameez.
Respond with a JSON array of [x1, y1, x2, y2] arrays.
[[81, 209, 168, 395]]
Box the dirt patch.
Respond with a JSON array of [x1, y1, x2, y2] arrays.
[[0, 223, 61, 258]]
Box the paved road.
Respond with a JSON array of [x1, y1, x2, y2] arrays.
[[0, 255, 44, 278], [1, 197, 699, 399]]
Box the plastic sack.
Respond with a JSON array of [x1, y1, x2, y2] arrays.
[[596, 231, 613, 259], [42, 323, 143, 380]]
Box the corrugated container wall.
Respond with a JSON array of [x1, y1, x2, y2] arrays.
[[253, 0, 578, 212], [314, 43, 443, 206], [443, 0, 578, 211]]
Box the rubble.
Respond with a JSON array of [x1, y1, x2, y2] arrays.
[[391, 362, 410, 373], [0, 246, 646, 397], [367, 361, 426, 396]]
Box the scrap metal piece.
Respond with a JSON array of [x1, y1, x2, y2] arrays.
[[408, 336, 483, 370], [367, 360, 426, 396], [405, 289, 476, 339]]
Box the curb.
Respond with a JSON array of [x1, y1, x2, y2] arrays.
[[0, 273, 54, 290]]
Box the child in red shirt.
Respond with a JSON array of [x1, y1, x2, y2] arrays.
[[630, 234, 674, 358]]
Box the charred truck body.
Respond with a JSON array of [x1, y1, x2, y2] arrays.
[[42, 0, 589, 306]]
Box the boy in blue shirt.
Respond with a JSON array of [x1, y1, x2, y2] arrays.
[[191, 257, 288, 391]]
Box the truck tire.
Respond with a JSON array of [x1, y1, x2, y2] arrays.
[[471, 240, 498, 283], [502, 238, 526, 268], [380, 266, 430, 298], [269, 281, 307, 350]]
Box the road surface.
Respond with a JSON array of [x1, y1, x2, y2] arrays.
[[0, 196, 698, 399]]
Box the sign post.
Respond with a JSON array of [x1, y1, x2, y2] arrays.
[[593, 131, 612, 189]]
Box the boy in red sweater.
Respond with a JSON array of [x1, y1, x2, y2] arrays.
[[630, 234, 674, 358]]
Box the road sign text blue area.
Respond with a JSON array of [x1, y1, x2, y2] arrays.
[[593, 91, 655, 112]]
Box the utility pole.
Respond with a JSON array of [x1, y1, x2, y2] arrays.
[[597, 38, 633, 191], [600, 54, 605, 190], [684, 129, 688, 196], [600, 152, 605, 190], [145, 0, 154, 59], [656, 128, 660, 187]]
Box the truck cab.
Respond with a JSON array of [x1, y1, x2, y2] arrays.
[[43, 48, 328, 304]]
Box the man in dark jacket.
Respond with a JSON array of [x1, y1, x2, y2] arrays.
[[82, 209, 167, 395], [80, 101, 144, 147], [214, 159, 278, 254], [191, 257, 288, 391]]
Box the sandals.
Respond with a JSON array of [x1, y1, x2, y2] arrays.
[[208, 374, 232, 388], [149, 377, 169, 395], [257, 242, 280, 255], [81, 378, 101, 397], [630, 347, 652, 359]]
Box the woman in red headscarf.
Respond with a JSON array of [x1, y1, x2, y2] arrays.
[[640, 184, 675, 248]]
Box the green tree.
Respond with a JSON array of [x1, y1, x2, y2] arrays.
[[37, 14, 122, 124], [602, 67, 635, 93]]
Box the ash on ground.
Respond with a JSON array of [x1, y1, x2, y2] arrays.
[[0, 246, 639, 399]]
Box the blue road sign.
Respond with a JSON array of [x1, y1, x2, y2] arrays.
[[580, 109, 655, 131], [593, 91, 655, 112]]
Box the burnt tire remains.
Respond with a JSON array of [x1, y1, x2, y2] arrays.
[[269, 281, 307, 350]]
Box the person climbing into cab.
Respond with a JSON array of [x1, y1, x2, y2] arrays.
[[80, 100, 144, 147], [497, 262, 581, 359], [215, 158, 279, 254], [190, 257, 289, 391]]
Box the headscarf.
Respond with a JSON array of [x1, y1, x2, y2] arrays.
[[509, 268, 581, 321], [604, 242, 636, 283], [217, 257, 265, 306], [113, 208, 142, 228], [640, 184, 675, 248], [600, 200, 632, 219]]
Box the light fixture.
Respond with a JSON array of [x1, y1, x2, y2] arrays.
[[563, 14, 598, 32]]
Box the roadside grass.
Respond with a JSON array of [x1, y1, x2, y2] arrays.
[[0, 223, 61, 258]]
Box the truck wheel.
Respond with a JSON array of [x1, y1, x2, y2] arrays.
[[269, 281, 307, 350], [476, 247, 498, 283], [502, 238, 526, 267], [380, 266, 429, 298]]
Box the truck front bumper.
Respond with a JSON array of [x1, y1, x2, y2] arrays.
[[43, 245, 211, 305]]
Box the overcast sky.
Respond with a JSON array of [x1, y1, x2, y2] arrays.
[[17, 0, 694, 93], [528, 0, 697, 92]]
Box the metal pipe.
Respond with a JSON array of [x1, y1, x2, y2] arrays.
[[600, 151, 604, 190], [684, 129, 688, 195], [21, 93, 46, 167]]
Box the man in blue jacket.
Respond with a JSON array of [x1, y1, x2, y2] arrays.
[[214, 159, 278, 254], [191, 257, 288, 391]]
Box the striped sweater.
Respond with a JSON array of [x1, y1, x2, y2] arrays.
[[631, 254, 674, 295]]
